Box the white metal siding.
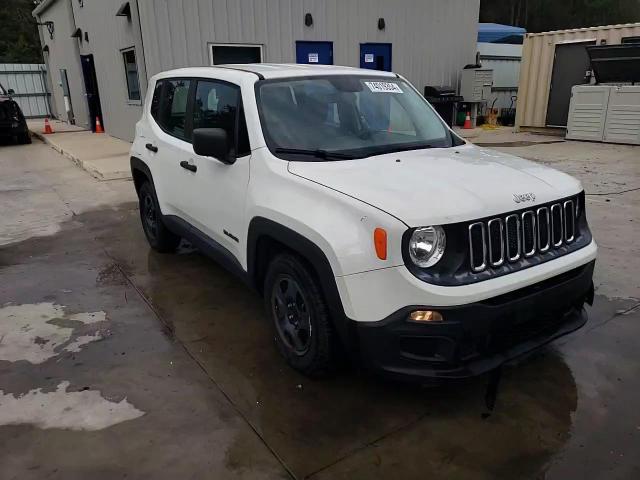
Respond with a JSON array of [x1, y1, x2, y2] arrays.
[[477, 43, 521, 87], [137, 0, 479, 93], [477, 43, 521, 110], [566, 85, 610, 141], [0, 64, 50, 118]]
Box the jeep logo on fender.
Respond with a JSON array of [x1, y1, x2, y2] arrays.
[[513, 192, 536, 203]]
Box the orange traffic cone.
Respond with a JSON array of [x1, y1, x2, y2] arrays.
[[94, 116, 104, 134], [463, 111, 472, 129], [43, 117, 54, 134]]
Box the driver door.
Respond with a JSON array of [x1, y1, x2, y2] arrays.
[[185, 79, 251, 260]]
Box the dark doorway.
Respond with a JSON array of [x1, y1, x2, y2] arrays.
[[360, 43, 392, 71], [80, 54, 104, 132], [546, 41, 595, 127], [295, 41, 333, 65]]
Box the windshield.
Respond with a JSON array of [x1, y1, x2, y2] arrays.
[[256, 76, 460, 160]]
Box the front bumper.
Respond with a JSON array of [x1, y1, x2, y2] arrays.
[[355, 260, 595, 380]]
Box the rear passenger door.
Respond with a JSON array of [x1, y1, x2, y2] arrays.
[[187, 79, 251, 259], [147, 78, 194, 220]]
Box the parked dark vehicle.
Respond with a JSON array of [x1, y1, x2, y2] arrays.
[[0, 83, 31, 144]]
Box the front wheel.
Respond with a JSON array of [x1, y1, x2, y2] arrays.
[[138, 181, 180, 253], [264, 253, 337, 377]]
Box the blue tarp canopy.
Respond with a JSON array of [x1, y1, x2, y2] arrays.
[[478, 23, 526, 43]]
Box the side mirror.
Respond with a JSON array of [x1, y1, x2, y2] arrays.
[[7, 89, 15, 95], [192, 128, 235, 164]]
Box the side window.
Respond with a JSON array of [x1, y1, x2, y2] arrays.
[[193, 80, 251, 157], [156, 79, 191, 141]]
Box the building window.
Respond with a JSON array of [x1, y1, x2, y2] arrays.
[[210, 43, 263, 65], [122, 48, 141, 101]]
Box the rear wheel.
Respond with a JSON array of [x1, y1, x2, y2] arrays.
[[138, 181, 180, 253], [17, 133, 31, 144], [264, 253, 337, 376]]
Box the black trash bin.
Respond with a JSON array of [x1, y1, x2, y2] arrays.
[[424, 86, 463, 127]]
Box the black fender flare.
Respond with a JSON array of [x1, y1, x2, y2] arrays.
[[247, 216, 355, 349], [130, 156, 154, 193]]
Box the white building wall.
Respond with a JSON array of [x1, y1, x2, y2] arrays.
[[35, 0, 89, 128], [70, 0, 147, 141], [36, 0, 480, 142]]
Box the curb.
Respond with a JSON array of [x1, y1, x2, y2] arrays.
[[453, 127, 482, 139], [30, 129, 132, 181]]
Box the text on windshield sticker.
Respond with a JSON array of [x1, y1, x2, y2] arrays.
[[364, 81, 403, 94]]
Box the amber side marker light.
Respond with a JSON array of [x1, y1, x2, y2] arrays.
[[374, 228, 387, 260], [410, 310, 444, 322]]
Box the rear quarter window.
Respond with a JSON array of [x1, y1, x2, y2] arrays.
[[151, 78, 192, 142], [150, 80, 163, 120]]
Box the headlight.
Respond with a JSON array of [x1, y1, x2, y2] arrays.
[[408, 226, 446, 268]]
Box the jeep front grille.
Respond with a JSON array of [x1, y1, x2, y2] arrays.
[[468, 197, 578, 273]]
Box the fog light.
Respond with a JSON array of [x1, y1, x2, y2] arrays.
[[409, 310, 443, 322]]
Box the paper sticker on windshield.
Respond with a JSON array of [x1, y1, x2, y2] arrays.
[[365, 81, 403, 94]]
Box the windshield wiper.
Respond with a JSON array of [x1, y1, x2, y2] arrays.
[[274, 147, 357, 160]]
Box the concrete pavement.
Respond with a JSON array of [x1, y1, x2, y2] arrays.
[[1, 133, 639, 479], [0, 140, 287, 479]]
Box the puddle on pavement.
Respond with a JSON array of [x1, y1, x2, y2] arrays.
[[3, 203, 639, 478], [0, 381, 144, 431], [0, 302, 107, 364]]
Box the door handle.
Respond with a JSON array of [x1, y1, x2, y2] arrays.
[[180, 160, 197, 172], [145, 143, 158, 153]]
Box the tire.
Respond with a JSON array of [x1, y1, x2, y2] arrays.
[[264, 253, 337, 376], [17, 133, 31, 144], [138, 181, 181, 253]]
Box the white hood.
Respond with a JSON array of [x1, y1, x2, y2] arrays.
[[288, 144, 582, 227]]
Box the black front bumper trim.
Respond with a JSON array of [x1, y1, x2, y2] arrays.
[[355, 261, 595, 381]]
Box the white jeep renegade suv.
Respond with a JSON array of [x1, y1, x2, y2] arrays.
[[130, 64, 597, 380]]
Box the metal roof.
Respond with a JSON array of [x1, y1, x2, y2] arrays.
[[478, 23, 526, 43], [32, 0, 58, 17], [527, 22, 640, 37]]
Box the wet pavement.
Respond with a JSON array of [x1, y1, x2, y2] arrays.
[[1, 137, 639, 479]]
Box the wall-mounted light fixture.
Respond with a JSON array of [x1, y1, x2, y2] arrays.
[[378, 18, 386, 30], [116, 1, 132, 19], [42, 45, 50, 54], [78, 0, 84, 7], [71, 27, 83, 40], [37, 21, 55, 39], [304, 13, 313, 27]]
